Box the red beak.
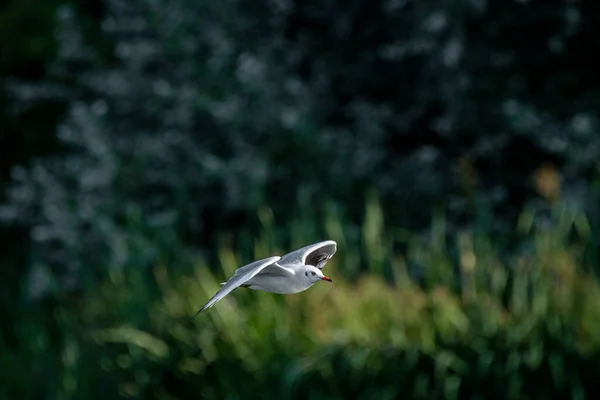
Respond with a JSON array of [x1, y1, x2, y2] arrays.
[[321, 276, 332, 282]]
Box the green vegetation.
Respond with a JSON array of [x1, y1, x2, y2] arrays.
[[3, 0, 600, 398], [3, 196, 599, 399]]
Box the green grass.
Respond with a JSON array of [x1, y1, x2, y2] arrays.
[[3, 195, 600, 399]]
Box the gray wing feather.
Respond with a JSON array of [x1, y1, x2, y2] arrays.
[[191, 255, 281, 319], [278, 240, 337, 269], [268, 262, 296, 275]]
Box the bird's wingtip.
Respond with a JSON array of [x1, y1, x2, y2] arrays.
[[319, 239, 337, 247], [188, 305, 208, 325]]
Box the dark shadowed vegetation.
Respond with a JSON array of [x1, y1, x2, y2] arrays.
[[1, 0, 600, 398]]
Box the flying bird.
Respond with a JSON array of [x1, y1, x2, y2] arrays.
[[191, 240, 337, 319]]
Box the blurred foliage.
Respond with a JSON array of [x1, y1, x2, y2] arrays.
[[2, 0, 600, 398], [3, 198, 600, 399], [2, 0, 600, 295]]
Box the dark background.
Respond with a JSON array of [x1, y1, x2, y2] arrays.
[[2, 0, 600, 398]]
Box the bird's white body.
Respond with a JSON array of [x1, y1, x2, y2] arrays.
[[243, 270, 313, 294], [191, 240, 337, 318]]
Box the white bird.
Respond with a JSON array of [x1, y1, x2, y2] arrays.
[[191, 240, 337, 319]]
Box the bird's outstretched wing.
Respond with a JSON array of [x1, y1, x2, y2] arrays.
[[278, 240, 337, 270], [190, 256, 281, 320]]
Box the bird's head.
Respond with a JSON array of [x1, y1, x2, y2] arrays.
[[304, 265, 332, 284]]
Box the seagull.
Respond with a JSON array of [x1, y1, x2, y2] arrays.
[[190, 240, 337, 319]]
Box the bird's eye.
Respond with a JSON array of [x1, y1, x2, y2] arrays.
[[311, 272, 316, 276]]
